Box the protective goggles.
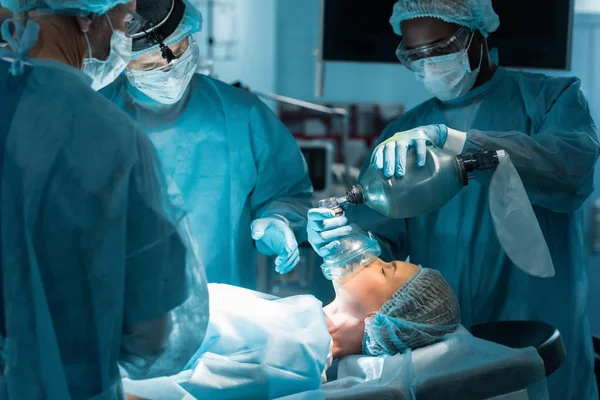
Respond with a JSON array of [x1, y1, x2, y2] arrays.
[[395, 27, 474, 73], [126, 36, 198, 82], [105, 4, 149, 38]]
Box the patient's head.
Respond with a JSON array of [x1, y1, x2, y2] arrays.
[[334, 258, 419, 318], [332, 259, 461, 356]]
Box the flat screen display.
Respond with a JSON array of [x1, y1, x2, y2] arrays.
[[321, 0, 574, 70]]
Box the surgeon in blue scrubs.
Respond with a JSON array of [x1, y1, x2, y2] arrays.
[[102, 0, 313, 289], [307, 1, 600, 399], [0, 0, 208, 397]]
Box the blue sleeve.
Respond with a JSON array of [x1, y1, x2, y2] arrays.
[[464, 79, 600, 212], [99, 75, 128, 104], [248, 98, 314, 243], [124, 131, 188, 327]]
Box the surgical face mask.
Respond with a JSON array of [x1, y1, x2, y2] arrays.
[[413, 33, 482, 102], [82, 16, 132, 91], [126, 37, 200, 105]]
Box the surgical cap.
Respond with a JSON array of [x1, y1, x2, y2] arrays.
[[131, 0, 202, 59], [0, 0, 128, 15], [389, 0, 500, 37], [363, 268, 460, 356]]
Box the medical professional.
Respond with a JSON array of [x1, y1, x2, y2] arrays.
[[0, 0, 209, 397], [101, 0, 313, 289], [307, 1, 600, 399]]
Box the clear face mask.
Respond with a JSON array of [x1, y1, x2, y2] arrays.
[[82, 15, 132, 91], [411, 31, 482, 102], [321, 232, 382, 282], [126, 36, 200, 105]]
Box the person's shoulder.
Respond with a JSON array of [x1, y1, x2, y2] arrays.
[[381, 98, 438, 140], [26, 66, 139, 144], [503, 69, 582, 101], [192, 74, 265, 111], [98, 74, 128, 103], [55, 80, 146, 162]]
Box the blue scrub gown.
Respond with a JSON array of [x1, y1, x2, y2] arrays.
[[101, 74, 313, 289], [348, 67, 600, 400], [0, 51, 192, 399]]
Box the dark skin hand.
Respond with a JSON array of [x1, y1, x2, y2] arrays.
[[400, 17, 497, 90]]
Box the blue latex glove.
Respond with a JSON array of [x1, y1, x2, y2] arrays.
[[307, 208, 353, 257], [373, 124, 449, 178], [251, 217, 300, 274]]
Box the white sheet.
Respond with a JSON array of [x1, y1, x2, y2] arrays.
[[122, 284, 331, 399], [122, 286, 548, 400]]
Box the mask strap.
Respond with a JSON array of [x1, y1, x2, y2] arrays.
[[465, 30, 483, 73], [82, 15, 115, 66], [106, 14, 115, 32], [82, 31, 93, 65], [472, 44, 483, 72], [466, 30, 476, 50]]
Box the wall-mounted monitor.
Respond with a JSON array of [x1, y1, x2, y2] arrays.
[[320, 0, 574, 70]]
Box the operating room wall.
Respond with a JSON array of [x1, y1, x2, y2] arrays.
[[569, 13, 600, 336], [274, 0, 430, 109], [577, 0, 600, 13], [191, 0, 277, 95], [274, 2, 600, 334]]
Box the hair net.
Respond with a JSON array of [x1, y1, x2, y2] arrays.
[[389, 0, 500, 37], [0, 0, 128, 15], [131, 0, 202, 59], [363, 268, 460, 356]]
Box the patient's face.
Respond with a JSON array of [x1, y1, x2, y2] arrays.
[[335, 259, 419, 319]]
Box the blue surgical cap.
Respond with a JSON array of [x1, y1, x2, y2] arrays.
[[0, 0, 128, 15], [363, 268, 460, 356], [389, 0, 500, 37], [131, 1, 203, 59]]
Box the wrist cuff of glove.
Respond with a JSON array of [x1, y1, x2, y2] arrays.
[[443, 128, 467, 155], [272, 214, 290, 226]]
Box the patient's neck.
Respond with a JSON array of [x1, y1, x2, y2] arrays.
[[323, 297, 365, 324], [323, 298, 367, 359]]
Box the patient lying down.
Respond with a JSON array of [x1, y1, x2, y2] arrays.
[[124, 256, 460, 400]]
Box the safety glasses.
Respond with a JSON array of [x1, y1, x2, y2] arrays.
[[396, 27, 474, 72], [108, 4, 150, 38], [126, 36, 198, 83]]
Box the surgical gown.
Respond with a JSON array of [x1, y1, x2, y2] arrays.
[[0, 53, 201, 399], [101, 74, 313, 288], [347, 67, 600, 400]]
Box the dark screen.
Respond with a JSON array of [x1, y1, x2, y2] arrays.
[[321, 0, 573, 70], [487, 0, 573, 70], [322, 0, 398, 63], [301, 147, 327, 191]]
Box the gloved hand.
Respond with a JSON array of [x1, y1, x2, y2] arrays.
[[307, 208, 353, 258], [251, 217, 299, 274], [373, 124, 466, 178]]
